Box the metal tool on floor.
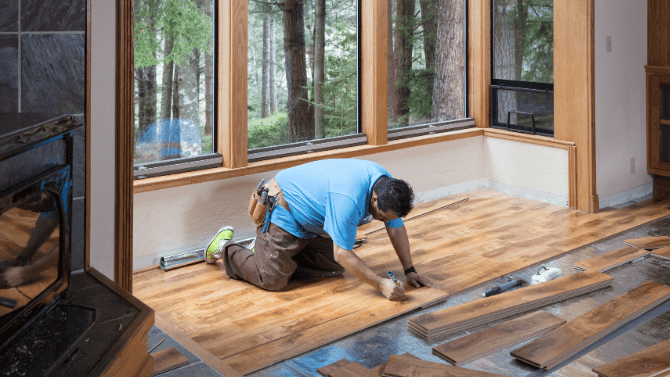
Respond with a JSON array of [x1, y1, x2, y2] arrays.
[[531, 266, 562, 284], [482, 276, 527, 297]]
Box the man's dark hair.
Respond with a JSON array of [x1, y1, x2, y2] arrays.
[[373, 177, 414, 218]]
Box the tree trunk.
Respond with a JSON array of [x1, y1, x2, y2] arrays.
[[136, 66, 157, 134], [262, 15, 271, 118], [161, 32, 174, 120], [314, 0, 326, 139], [177, 49, 200, 124], [172, 64, 180, 119], [513, 0, 527, 81], [493, 0, 517, 124], [283, 0, 313, 142], [136, 67, 148, 130], [269, 17, 277, 114], [392, 0, 415, 127], [420, 0, 437, 101], [202, 0, 213, 136], [432, 0, 465, 121]]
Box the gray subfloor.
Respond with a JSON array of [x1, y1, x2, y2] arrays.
[[151, 196, 670, 376]]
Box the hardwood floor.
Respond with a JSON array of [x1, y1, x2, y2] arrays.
[[592, 338, 670, 377], [133, 189, 670, 374]]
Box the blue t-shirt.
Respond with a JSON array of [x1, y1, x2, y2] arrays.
[[272, 159, 404, 250]]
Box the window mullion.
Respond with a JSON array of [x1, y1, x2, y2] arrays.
[[361, 0, 388, 146]]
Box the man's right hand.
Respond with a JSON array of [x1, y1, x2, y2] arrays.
[[379, 278, 405, 300]]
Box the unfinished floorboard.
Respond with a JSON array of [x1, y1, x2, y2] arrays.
[[381, 354, 507, 377], [592, 338, 670, 377], [318, 359, 351, 376], [369, 353, 419, 375], [432, 310, 566, 365], [133, 190, 670, 374], [511, 281, 670, 370], [150, 347, 189, 376], [408, 271, 613, 340], [624, 236, 670, 249], [651, 246, 670, 261], [329, 361, 378, 377], [573, 246, 649, 272]]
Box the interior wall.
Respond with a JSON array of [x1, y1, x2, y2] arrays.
[[595, 0, 651, 208], [89, 0, 116, 279]]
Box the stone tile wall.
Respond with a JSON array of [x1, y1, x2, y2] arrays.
[[0, 0, 87, 271]]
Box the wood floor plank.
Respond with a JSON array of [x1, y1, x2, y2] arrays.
[[624, 236, 670, 249], [133, 190, 670, 374], [369, 353, 419, 375], [573, 246, 650, 272], [150, 347, 189, 376], [651, 246, 670, 261], [432, 310, 566, 365], [329, 361, 378, 377], [380, 355, 507, 377], [408, 271, 613, 340], [318, 359, 351, 376], [592, 338, 670, 377], [510, 281, 670, 370]]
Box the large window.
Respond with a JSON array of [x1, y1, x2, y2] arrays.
[[247, 0, 362, 161], [491, 0, 553, 136], [133, 0, 216, 177], [388, 0, 467, 135]]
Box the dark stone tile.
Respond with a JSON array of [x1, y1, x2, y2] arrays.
[[69, 282, 139, 323], [72, 124, 85, 198], [71, 197, 85, 271], [70, 271, 98, 291], [21, 0, 86, 31], [0, 1, 18, 31], [0, 35, 18, 112], [21, 33, 85, 113]]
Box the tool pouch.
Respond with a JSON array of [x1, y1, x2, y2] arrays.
[[249, 190, 268, 227]]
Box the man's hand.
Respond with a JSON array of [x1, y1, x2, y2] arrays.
[[406, 272, 435, 288], [379, 278, 405, 300]]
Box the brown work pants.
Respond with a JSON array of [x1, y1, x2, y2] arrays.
[[221, 222, 344, 291]]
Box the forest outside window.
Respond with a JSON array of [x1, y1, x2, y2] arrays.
[[247, 0, 364, 162], [133, 0, 217, 178], [491, 0, 554, 136], [387, 0, 470, 139]]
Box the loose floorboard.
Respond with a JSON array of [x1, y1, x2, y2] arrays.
[[381, 354, 507, 377], [329, 362, 378, 377], [592, 338, 670, 377], [651, 246, 670, 261], [150, 347, 189, 376], [573, 246, 650, 272], [510, 281, 670, 369], [624, 236, 670, 249], [431, 310, 565, 365], [133, 189, 670, 375]]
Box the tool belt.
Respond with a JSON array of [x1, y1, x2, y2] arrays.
[[248, 178, 290, 230]]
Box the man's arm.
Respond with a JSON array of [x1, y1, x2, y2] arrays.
[[385, 225, 435, 288], [333, 244, 405, 300]]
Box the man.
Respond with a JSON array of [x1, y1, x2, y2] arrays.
[[205, 159, 434, 300]]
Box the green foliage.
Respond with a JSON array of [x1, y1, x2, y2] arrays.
[[248, 114, 290, 149], [520, 0, 553, 83], [134, 0, 213, 68]]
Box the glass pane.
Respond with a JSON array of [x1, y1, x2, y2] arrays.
[[494, 88, 553, 133], [388, 0, 466, 130], [660, 84, 670, 121], [133, 0, 215, 165], [247, 0, 358, 150], [0, 191, 60, 319], [492, 0, 553, 83]]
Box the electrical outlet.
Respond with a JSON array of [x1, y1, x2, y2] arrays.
[[630, 157, 635, 174], [607, 36, 612, 52]]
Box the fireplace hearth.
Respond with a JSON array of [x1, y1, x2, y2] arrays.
[[0, 113, 154, 377]]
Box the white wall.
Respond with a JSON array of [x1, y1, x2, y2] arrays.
[[89, 0, 116, 279], [133, 136, 570, 269], [595, 0, 652, 208]]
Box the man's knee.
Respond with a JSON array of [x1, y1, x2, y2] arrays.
[[257, 271, 291, 291]]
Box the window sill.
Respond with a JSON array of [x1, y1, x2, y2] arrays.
[[133, 128, 483, 194], [483, 128, 575, 150]]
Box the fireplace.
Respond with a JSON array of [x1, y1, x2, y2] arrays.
[[0, 114, 154, 376]]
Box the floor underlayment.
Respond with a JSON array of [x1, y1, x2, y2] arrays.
[[133, 189, 670, 375]]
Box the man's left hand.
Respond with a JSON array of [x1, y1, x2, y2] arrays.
[[406, 272, 435, 288]]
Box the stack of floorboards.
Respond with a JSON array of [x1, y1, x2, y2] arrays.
[[510, 281, 670, 370], [624, 236, 670, 249], [432, 310, 565, 365], [573, 246, 649, 272], [407, 271, 613, 340], [591, 338, 670, 377]]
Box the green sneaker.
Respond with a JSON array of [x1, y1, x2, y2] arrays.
[[205, 226, 234, 263]]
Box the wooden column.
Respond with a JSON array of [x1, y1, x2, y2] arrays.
[[218, 0, 248, 168], [468, 0, 490, 128], [554, 0, 597, 212], [115, 0, 134, 292], [648, 0, 670, 66], [361, 0, 388, 145]]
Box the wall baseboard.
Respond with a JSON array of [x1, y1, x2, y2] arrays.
[[599, 183, 653, 210]]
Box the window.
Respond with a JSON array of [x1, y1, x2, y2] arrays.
[[387, 0, 469, 138], [133, 0, 218, 178], [491, 0, 553, 136]]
